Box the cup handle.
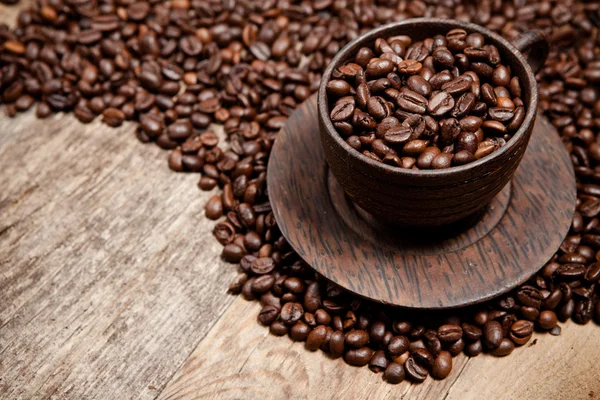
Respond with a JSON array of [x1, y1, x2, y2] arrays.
[[511, 30, 550, 75]]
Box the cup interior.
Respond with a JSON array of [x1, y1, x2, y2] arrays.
[[318, 18, 538, 178]]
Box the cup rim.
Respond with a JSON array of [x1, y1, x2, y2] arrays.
[[317, 18, 539, 179]]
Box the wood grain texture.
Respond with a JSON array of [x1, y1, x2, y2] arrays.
[[160, 296, 600, 400], [0, 111, 237, 399], [268, 95, 576, 309]]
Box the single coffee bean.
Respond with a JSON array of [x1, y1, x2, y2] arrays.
[[483, 321, 503, 349], [327, 80, 353, 97], [102, 108, 126, 127], [446, 338, 465, 356], [366, 59, 395, 78], [538, 310, 558, 330], [428, 91, 455, 116], [403, 140, 429, 157], [345, 329, 370, 348], [431, 351, 452, 380], [281, 302, 304, 326], [491, 338, 515, 356], [306, 325, 328, 351], [396, 90, 428, 114], [481, 120, 507, 136], [205, 195, 223, 220], [250, 257, 275, 275], [508, 320, 534, 346], [329, 330, 345, 359], [407, 75, 432, 97], [412, 347, 435, 370], [441, 75, 472, 95], [384, 362, 405, 384], [368, 350, 389, 373], [270, 321, 288, 336], [437, 324, 463, 342], [388, 335, 411, 357], [405, 356, 428, 382], [258, 305, 280, 326], [384, 127, 413, 146], [464, 340, 483, 357], [461, 323, 482, 341], [344, 347, 374, 366], [289, 321, 310, 341], [330, 101, 355, 122], [252, 275, 275, 293], [222, 244, 245, 263], [456, 131, 478, 154]]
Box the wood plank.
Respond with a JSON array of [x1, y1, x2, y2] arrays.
[[0, 111, 238, 399], [160, 295, 600, 400]]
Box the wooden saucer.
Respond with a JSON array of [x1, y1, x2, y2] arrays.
[[267, 94, 576, 309]]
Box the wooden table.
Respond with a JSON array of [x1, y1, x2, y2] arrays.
[[1, 4, 600, 399]]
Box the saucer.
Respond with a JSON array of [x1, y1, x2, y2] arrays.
[[267, 94, 576, 309]]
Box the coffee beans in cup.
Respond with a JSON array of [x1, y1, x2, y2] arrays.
[[327, 30, 525, 169]]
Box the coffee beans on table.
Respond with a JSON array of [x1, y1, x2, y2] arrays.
[[326, 30, 524, 169], [1, 0, 600, 387]]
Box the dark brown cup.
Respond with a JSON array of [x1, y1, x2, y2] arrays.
[[318, 18, 549, 227]]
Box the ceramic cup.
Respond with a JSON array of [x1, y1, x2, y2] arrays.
[[318, 18, 549, 227]]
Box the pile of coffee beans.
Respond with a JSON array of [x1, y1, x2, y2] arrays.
[[1, 0, 599, 386], [327, 30, 524, 169]]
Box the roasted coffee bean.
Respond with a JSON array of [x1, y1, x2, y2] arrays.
[[222, 244, 245, 263], [538, 310, 558, 330], [431, 351, 452, 380], [387, 335, 410, 357], [205, 195, 223, 220], [366, 59, 395, 78], [369, 350, 389, 373], [328, 330, 345, 358], [508, 320, 533, 346], [483, 321, 503, 349], [461, 323, 482, 341], [437, 324, 462, 343], [397, 90, 428, 114], [428, 91, 455, 117], [464, 340, 483, 357], [491, 338, 515, 357], [281, 302, 304, 325], [290, 321, 310, 341], [251, 257, 275, 275], [431, 152, 454, 169], [344, 347, 374, 366], [407, 75, 432, 97], [445, 337, 465, 356], [405, 356, 428, 382], [441, 76, 472, 95], [258, 305, 280, 326], [345, 330, 370, 348], [384, 362, 405, 384], [384, 127, 413, 145], [306, 325, 328, 351], [517, 286, 543, 309], [252, 275, 275, 293]]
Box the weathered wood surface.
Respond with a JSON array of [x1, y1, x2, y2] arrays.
[[0, 110, 238, 399], [1, 3, 600, 400]]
